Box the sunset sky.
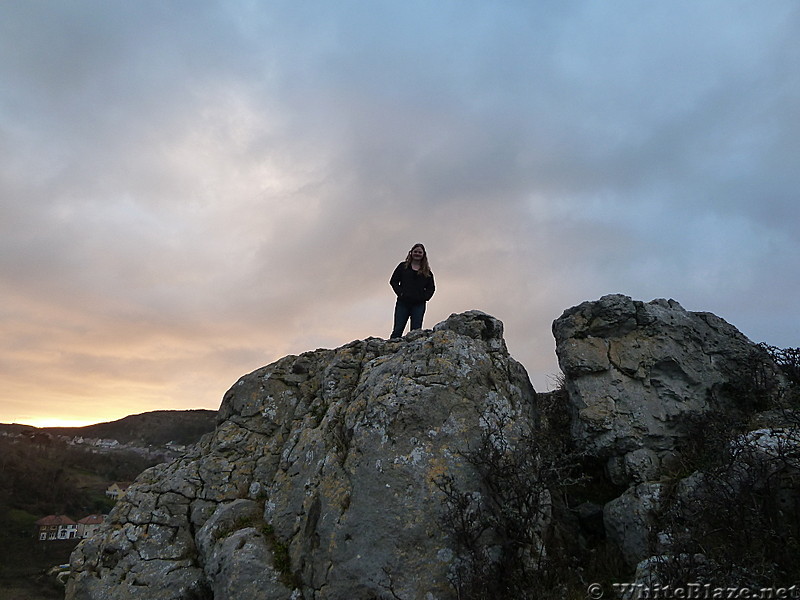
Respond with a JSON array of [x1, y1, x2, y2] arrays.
[[2, 1, 798, 427]]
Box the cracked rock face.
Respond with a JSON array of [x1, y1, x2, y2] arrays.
[[66, 311, 537, 600], [553, 294, 781, 484]]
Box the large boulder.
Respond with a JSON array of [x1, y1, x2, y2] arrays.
[[66, 311, 538, 600], [553, 294, 782, 484]]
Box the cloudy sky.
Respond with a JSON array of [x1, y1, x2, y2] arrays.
[[2, 1, 798, 427]]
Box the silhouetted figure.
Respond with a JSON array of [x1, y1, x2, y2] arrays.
[[389, 243, 435, 338]]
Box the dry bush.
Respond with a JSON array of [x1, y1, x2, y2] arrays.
[[434, 393, 626, 599], [655, 345, 800, 587]]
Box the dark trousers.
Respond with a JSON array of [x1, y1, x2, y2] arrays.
[[391, 299, 426, 338]]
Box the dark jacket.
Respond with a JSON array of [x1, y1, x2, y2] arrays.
[[390, 262, 435, 304]]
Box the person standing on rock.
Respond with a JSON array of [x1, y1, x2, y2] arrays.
[[389, 243, 435, 338]]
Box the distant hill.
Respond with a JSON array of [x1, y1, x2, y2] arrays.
[[1, 409, 218, 446]]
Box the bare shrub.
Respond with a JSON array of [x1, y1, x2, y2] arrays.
[[655, 345, 800, 587], [433, 394, 618, 599]]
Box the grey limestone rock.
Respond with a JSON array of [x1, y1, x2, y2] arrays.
[[66, 310, 538, 600], [65, 298, 796, 593], [603, 482, 667, 567], [555, 295, 794, 570], [553, 294, 781, 484]]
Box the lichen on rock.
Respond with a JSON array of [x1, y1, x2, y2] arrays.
[[66, 310, 538, 600]]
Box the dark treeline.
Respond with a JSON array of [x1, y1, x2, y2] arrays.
[[0, 435, 156, 516]]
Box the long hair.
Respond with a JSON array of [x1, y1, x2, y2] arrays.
[[404, 243, 432, 277]]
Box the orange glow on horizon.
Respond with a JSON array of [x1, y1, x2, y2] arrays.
[[13, 417, 101, 429]]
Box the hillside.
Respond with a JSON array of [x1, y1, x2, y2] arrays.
[[0, 409, 218, 516], [2, 409, 217, 447]]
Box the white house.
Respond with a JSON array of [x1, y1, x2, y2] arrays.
[[77, 514, 105, 538], [35, 515, 78, 540]]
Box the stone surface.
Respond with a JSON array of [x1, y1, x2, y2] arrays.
[[603, 482, 667, 567], [65, 298, 797, 595], [552, 294, 781, 483], [66, 311, 538, 600]]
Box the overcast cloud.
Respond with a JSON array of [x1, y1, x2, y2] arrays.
[[1, 1, 798, 425]]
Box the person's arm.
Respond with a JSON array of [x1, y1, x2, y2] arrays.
[[389, 264, 403, 297], [424, 272, 435, 301]]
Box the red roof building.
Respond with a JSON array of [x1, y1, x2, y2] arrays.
[[77, 514, 106, 539], [35, 515, 78, 541]]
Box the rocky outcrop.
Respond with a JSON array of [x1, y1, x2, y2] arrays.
[[554, 294, 795, 573], [66, 297, 798, 596], [66, 311, 537, 600], [552, 294, 783, 485]]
